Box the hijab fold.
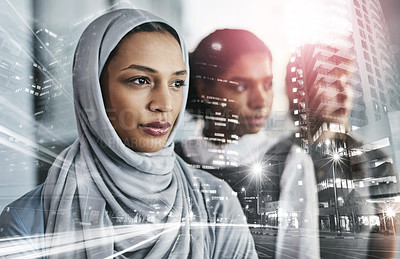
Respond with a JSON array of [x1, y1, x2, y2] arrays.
[[42, 9, 209, 258]]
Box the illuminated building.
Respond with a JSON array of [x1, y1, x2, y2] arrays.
[[286, 0, 400, 233]]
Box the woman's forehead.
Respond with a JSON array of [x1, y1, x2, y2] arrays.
[[108, 32, 185, 71]]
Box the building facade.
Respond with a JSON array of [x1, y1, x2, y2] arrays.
[[285, 0, 400, 233]]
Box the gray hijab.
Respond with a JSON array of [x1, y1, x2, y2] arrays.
[[42, 9, 208, 258]]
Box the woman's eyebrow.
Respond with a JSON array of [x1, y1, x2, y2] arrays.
[[121, 65, 187, 76], [121, 64, 156, 73], [174, 70, 187, 76]]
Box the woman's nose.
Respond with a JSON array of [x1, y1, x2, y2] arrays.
[[248, 83, 270, 110], [148, 85, 173, 112]]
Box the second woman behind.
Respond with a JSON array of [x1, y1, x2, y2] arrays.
[[177, 29, 320, 259]]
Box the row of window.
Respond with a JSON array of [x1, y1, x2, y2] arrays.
[[372, 100, 388, 121]]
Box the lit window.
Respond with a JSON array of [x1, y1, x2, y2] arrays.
[[211, 42, 222, 51], [330, 123, 340, 133], [373, 101, 378, 111]]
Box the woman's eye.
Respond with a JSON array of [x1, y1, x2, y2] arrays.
[[128, 76, 150, 86], [171, 80, 186, 89], [264, 80, 273, 90], [236, 84, 247, 92], [229, 81, 247, 92]]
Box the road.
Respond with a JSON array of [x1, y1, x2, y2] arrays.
[[251, 230, 398, 259]]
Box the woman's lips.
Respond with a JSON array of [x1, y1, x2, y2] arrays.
[[140, 121, 171, 136], [244, 116, 267, 126]]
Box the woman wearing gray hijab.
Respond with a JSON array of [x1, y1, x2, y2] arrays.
[[0, 9, 257, 258]]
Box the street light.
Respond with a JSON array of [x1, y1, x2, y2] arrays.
[[252, 163, 263, 175], [252, 163, 263, 217], [386, 207, 396, 235], [241, 187, 246, 197], [332, 151, 342, 235]]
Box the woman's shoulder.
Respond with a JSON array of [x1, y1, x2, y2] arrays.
[[0, 184, 45, 237]]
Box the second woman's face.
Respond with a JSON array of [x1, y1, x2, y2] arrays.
[[101, 31, 186, 152], [198, 53, 273, 137]]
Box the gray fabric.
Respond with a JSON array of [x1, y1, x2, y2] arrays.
[[41, 9, 205, 258]]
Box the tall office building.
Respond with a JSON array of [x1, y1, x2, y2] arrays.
[[351, 0, 400, 122], [286, 0, 400, 233]]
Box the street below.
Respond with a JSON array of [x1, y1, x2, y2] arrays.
[[251, 229, 398, 258]]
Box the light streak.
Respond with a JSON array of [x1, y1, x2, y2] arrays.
[[0, 222, 259, 257], [0, 125, 58, 159]]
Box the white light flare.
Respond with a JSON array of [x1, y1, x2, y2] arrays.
[[284, 0, 353, 49], [333, 153, 340, 162], [252, 163, 263, 176], [386, 207, 396, 218]]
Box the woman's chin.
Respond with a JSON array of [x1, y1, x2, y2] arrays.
[[123, 137, 167, 153]]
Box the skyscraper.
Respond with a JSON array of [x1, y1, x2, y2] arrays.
[[286, 0, 400, 233]]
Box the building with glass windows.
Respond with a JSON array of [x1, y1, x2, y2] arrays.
[[286, 0, 400, 233]]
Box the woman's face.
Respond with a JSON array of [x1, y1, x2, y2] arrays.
[[101, 31, 186, 152], [198, 53, 273, 137]]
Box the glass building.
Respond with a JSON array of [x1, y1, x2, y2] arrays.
[[286, 0, 400, 234]]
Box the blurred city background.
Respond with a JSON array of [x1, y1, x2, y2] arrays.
[[1, 0, 399, 257]]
